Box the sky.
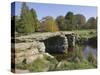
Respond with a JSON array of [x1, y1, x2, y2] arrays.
[[11, 2, 97, 20]]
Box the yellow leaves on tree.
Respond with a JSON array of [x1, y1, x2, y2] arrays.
[[40, 16, 59, 32]]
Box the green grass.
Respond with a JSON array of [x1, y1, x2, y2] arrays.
[[56, 60, 95, 70], [87, 51, 97, 67], [16, 63, 27, 70], [15, 57, 50, 72], [28, 57, 50, 72], [15, 55, 58, 72], [73, 29, 97, 38], [16, 53, 97, 72]]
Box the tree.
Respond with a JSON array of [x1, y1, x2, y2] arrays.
[[30, 9, 39, 32], [74, 14, 86, 29], [16, 2, 38, 33], [65, 11, 74, 23], [86, 17, 96, 29], [95, 17, 97, 29], [15, 16, 24, 32], [40, 16, 59, 32], [64, 11, 75, 30], [56, 16, 65, 30]]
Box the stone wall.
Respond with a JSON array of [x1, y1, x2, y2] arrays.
[[12, 41, 54, 64]]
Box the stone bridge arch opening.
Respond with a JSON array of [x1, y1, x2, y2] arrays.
[[41, 35, 68, 54], [40, 33, 76, 55]]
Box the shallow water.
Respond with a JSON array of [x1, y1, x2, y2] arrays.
[[51, 45, 97, 61], [83, 45, 97, 58]]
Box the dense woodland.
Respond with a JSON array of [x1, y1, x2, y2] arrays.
[[11, 2, 97, 33]]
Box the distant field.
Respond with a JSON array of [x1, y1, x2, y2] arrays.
[[60, 29, 97, 38], [72, 29, 97, 38]]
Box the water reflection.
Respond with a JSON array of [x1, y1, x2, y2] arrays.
[[83, 45, 97, 58], [50, 44, 97, 62]]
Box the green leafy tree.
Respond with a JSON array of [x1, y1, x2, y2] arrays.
[[74, 14, 86, 29], [65, 11, 74, 23], [86, 17, 97, 29], [21, 2, 35, 33], [16, 2, 39, 33], [30, 9, 39, 32], [64, 11, 75, 30], [56, 16, 65, 30], [95, 17, 97, 29]]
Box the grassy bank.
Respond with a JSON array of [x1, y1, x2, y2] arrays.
[[15, 46, 97, 72], [15, 29, 97, 72], [73, 29, 97, 38]]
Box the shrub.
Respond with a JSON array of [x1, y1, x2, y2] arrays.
[[15, 63, 27, 70], [87, 51, 97, 67], [28, 57, 49, 72], [47, 58, 58, 71], [43, 53, 58, 71]]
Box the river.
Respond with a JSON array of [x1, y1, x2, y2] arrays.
[[50, 44, 97, 61], [83, 45, 97, 58]]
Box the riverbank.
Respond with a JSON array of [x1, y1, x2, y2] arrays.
[[12, 29, 97, 73]]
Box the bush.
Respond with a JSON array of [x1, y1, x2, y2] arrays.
[[87, 51, 97, 67], [28, 57, 50, 72], [15, 63, 27, 70], [47, 58, 58, 71], [43, 53, 58, 71]]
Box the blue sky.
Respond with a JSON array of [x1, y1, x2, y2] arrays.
[[11, 2, 97, 20]]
